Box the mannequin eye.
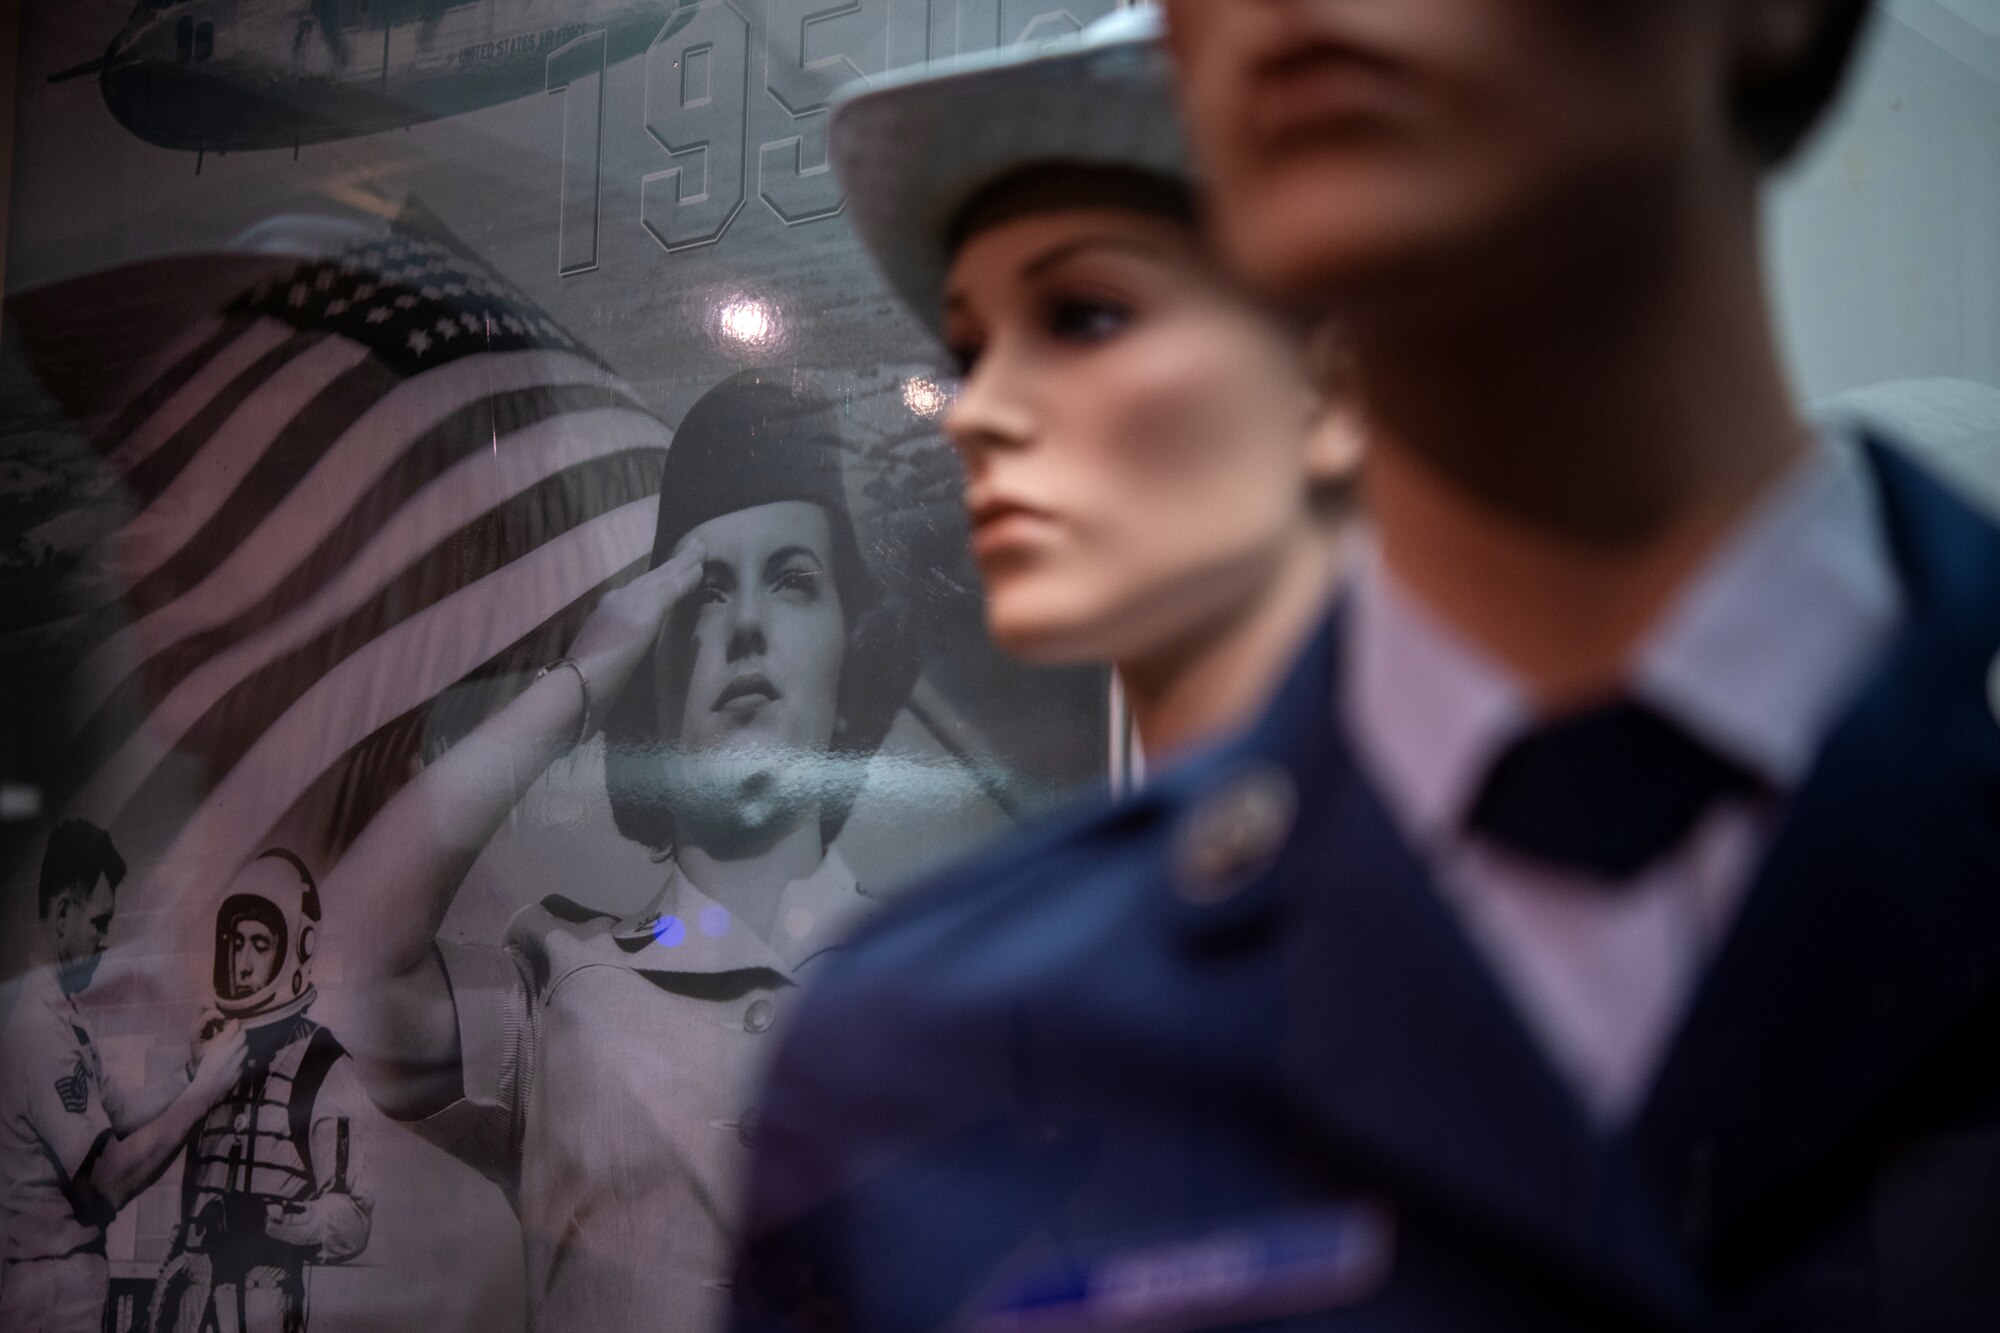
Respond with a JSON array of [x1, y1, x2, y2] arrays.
[[1045, 296, 1133, 344], [946, 343, 982, 377]]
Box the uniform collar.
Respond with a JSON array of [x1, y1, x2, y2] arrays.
[[1183, 438, 2000, 1289], [1631, 437, 2000, 1259], [22, 959, 83, 1022], [608, 848, 873, 981], [1344, 429, 1901, 852]]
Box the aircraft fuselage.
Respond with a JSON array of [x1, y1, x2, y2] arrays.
[[97, 0, 671, 153]]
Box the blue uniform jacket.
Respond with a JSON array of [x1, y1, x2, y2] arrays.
[[733, 440, 2000, 1333]]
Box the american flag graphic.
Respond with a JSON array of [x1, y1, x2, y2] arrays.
[[31, 206, 670, 957]]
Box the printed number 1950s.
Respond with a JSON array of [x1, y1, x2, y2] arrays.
[[546, 0, 1124, 271]]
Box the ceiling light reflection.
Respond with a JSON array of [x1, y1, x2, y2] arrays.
[[715, 296, 780, 350], [902, 376, 950, 419]]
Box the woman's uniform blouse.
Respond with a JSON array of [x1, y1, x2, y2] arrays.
[[415, 850, 877, 1333]]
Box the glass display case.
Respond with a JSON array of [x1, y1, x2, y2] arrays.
[[0, 1, 1994, 1330]]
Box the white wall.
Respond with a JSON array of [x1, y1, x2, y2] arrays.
[[1769, 0, 2000, 404]]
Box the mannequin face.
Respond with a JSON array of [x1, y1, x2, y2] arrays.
[[1163, 0, 1748, 311], [943, 204, 1356, 666]]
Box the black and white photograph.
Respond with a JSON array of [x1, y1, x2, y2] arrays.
[[2, 3, 1122, 1329]]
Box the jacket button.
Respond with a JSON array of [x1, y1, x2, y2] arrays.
[[1174, 763, 1298, 905], [744, 999, 775, 1034], [736, 1109, 759, 1148]]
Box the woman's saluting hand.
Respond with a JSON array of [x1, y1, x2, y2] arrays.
[[566, 539, 707, 719], [320, 538, 705, 1119]]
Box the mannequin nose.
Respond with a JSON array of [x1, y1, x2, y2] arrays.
[[945, 346, 1035, 468]]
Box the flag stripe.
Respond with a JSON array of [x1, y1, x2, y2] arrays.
[[43, 354, 403, 663], [55, 349, 622, 663], [122, 377, 643, 651], [103, 317, 289, 475], [44, 329, 347, 665], [114, 499, 659, 923], [288, 562, 630, 863], [120, 329, 332, 506], [94, 314, 236, 458], [117, 336, 379, 593], [73, 452, 665, 825], [68, 405, 671, 767]]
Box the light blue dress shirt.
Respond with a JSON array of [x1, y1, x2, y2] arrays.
[[1340, 433, 1904, 1121]]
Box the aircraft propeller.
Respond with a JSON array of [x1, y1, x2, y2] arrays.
[[46, 43, 116, 85]]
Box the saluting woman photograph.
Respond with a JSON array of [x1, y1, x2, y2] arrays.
[[318, 368, 918, 1333]]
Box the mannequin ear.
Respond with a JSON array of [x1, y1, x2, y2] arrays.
[[1297, 324, 1366, 496], [1302, 404, 1366, 496]]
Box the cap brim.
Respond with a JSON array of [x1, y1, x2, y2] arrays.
[[831, 23, 1188, 344]]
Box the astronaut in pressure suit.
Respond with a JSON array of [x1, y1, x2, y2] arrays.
[[152, 850, 373, 1333]]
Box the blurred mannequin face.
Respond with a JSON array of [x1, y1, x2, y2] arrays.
[[944, 205, 1355, 666], [1163, 0, 1747, 310]]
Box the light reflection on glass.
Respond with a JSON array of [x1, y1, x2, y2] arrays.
[[902, 376, 950, 419], [715, 295, 780, 350]]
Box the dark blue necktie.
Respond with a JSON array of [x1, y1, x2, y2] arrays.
[[1466, 700, 1761, 880]]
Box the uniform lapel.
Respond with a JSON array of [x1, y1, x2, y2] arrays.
[[605, 852, 880, 982], [607, 865, 795, 977], [1171, 613, 1700, 1317], [1631, 440, 2000, 1267]]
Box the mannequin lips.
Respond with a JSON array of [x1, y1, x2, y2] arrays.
[[969, 495, 1059, 564], [1246, 40, 1408, 146]]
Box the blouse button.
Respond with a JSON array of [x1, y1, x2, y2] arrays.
[[744, 999, 775, 1034]]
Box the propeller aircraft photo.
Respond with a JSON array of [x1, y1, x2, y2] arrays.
[[47, 0, 687, 157]]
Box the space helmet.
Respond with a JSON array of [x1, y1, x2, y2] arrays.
[[212, 849, 321, 1022]]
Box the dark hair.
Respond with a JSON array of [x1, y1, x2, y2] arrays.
[[602, 370, 919, 852], [38, 819, 125, 917], [949, 164, 1199, 255], [1737, 0, 1873, 164]]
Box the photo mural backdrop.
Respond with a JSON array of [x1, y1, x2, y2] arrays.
[[0, 3, 1128, 1330], [9, 3, 1998, 1332]]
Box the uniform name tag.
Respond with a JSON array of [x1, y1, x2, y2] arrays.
[[974, 1204, 1394, 1333]]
